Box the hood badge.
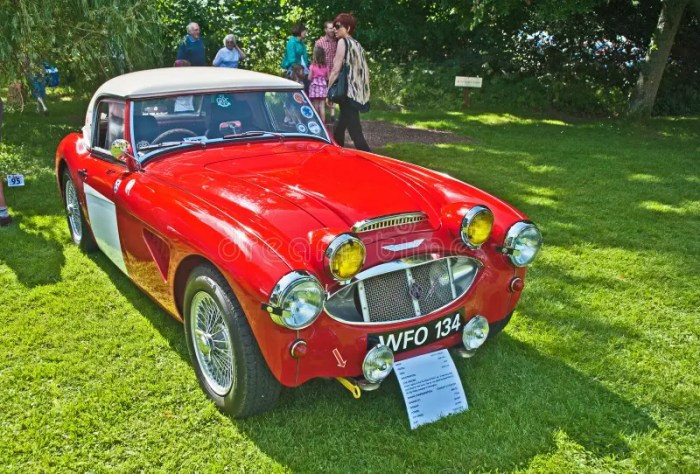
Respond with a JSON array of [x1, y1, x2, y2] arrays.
[[382, 239, 425, 252]]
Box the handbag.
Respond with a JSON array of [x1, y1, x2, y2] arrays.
[[327, 39, 349, 102]]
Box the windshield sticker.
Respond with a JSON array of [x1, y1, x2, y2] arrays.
[[307, 121, 321, 135], [296, 123, 308, 133], [300, 106, 314, 118], [293, 93, 305, 104], [216, 95, 231, 107]]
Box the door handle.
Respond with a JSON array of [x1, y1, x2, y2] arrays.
[[77, 169, 88, 180]]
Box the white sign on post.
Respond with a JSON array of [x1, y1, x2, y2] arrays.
[[394, 349, 468, 429], [455, 76, 483, 88], [7, 174, 25, 187]]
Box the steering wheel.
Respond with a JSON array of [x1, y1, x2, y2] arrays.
[[152, 128, 198, 144]]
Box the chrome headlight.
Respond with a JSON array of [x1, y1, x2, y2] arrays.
[[269, 271, 325, 329], [325, 234, 366, 281], [362, 345, 394, 383], [460, 206, 494, 249], [462, 315, 489, 350], [503, 221, 543, 267]]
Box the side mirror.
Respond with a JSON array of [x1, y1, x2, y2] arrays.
[[110, 139, 141, 173]]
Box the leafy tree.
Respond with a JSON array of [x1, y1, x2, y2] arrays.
[[157, 0, 289, 72], [0, 0, 164, 89], [629, 0, 696, 117]]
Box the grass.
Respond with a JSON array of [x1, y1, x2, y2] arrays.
[[1, 89, 699, 472]]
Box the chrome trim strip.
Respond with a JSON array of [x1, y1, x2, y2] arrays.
[[358, 280, 371, 323], [354, 253, 442, 281], [447, 258, 456, 298], [324, 255, 482, 327], [352, 212, 427, 233]]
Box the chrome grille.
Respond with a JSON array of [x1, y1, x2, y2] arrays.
[[352, 212, 427, 233], [409, 259, 453, 315], [362, 270, 416, 323], [324, 256, 481, 325]]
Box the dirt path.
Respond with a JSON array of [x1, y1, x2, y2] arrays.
[[338, 120, 470, 149]]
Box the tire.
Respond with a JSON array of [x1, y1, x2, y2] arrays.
[[62, 169, 97, 252], [183, 264, 281, 418], [488, 311, 513, 339]]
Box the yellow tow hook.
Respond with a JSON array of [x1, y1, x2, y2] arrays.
[[336, 377, 362, 399]]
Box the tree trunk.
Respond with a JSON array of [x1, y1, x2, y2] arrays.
[[628, 0, 689, 118]]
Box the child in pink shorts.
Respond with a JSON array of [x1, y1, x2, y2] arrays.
[[308, 47, 329, 123]]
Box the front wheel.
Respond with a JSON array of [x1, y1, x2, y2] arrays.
[[487, 311, 513, 339], [62, 169, 96, 252], [184, 264, 281, 418]]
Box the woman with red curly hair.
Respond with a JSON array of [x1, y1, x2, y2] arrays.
[[328, 13, 371, 152]]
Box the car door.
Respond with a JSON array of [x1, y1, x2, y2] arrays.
[[81, 99, 130, 275]]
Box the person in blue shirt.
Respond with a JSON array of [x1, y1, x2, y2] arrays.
[[281, 23, 309, 78], [177, 22, 206, 66], [213, 34, 247, 68]]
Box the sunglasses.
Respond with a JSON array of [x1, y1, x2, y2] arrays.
[[334, 23, 345, 30]]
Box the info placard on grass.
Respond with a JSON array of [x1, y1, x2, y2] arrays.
[[394, 349, 468, 429], [7, 174, 25, 187]]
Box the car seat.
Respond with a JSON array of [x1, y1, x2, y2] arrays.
[[207, 94, 255, 138], [132, 115, 160, 151]]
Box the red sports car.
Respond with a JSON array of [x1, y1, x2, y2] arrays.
[[56, 68, 542, 418]]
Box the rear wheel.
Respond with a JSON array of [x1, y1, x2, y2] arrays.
[[62, 169, 96, 252], [184, 264, 281, 418]]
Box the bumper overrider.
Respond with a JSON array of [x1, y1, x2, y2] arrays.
[[261, 214, 543, 395]]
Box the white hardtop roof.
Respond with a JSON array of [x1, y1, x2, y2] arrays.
[[92, 67, 301, 99], [82, 67, 302, 145]]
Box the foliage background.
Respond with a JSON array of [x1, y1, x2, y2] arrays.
[[0, 0, 698, 115]]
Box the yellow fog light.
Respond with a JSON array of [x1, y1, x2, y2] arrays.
[[461, 206, 494, 248], [326, 234, 366, 281]]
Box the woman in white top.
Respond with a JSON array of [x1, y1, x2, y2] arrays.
[[213, 34, 247, 68]]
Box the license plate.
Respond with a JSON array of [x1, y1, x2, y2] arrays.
[[369, 312, 462, 354]]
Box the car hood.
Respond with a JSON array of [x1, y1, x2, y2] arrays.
[[204, 146, 442, 230], [147, 143, 443, 264]]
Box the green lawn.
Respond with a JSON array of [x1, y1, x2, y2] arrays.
[[1, 91, 698, 472]]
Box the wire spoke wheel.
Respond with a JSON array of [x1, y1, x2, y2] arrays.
[[190, 291, 233, 396], [65, 178, 82, 241], [184, 265, 281, 417]]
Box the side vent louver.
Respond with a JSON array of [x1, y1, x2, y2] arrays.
[[143, 228, 171, 281]]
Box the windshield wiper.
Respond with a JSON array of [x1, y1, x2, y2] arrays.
[[222, 131, 285, 141], [138, 140, 202, 152]]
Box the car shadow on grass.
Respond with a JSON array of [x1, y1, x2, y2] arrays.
[[88, 252, 190, 363], [233, 333, 655, 472], [0, 174, 67, 288], [83, 241, 656, 471], [0, 214, 65, 287]]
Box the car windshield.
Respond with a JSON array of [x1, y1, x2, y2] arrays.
[[130, 90, 329, 157]]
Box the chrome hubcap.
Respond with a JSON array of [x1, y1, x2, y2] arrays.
[[190, 291, 233, 396], [65, 179, 82, 241]]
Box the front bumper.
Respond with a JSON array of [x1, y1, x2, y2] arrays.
[[290, 267, 523, 386]]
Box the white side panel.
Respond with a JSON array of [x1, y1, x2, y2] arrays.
[[84, 182, 129, 276]]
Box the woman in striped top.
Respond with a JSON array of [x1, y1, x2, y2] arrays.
[[328, 13, 371, 152]]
